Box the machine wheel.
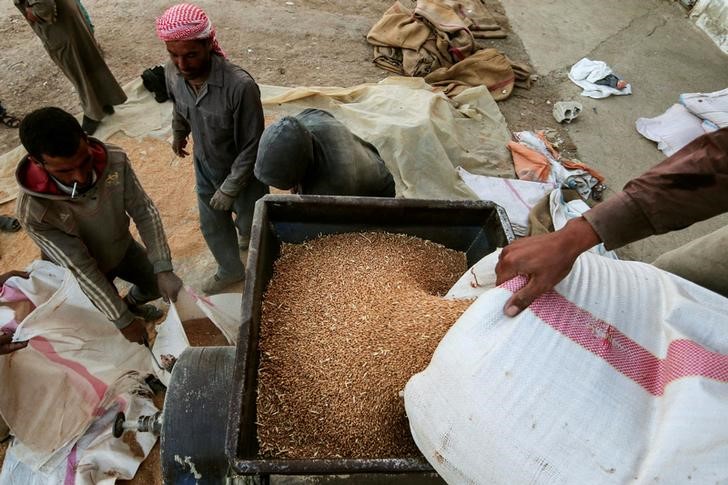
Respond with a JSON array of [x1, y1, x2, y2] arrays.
[[161, 346, 236, 485]]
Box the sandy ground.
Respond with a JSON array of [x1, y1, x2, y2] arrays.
[[0, 0, 573, 482], [0, 0, 572, 297], [0, 0, 568, 155]]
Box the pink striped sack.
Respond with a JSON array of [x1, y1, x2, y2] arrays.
[[405, 250, 728, 484], [0, 261, 156, 482]]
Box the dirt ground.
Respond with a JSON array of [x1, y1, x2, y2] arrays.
[[0, 0, 568, 156], [0, 0, 573, 482]]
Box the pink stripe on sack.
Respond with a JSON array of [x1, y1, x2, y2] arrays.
[[502, 178, 533, 212], [30, 336, 108, 401], [189, 290, 215, 307], [64, 444, 78, 485], [501, 276, 728, 395], [0, 285, 30, 303]]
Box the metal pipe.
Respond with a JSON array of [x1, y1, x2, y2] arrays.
[[113, 411, 163, 438]]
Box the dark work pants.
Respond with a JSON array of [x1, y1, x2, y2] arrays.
[[195, 157, 269, 279], [106, 240, 161, 306]]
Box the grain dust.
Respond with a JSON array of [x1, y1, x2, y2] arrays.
[[122, 431, 146, 459], [183, 318, 229, 347], [257, 232, 470, 459]]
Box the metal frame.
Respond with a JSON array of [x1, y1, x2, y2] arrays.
[[225, 195, 513, 476]]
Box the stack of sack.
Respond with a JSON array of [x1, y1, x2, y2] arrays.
[[366, 0, 531, 98]]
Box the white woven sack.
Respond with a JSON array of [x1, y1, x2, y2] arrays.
[[405, 252, 728, 484], [151, 288, 241, 385], [0, 261, 157, 483]]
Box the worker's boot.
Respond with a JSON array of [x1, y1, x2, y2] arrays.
[[123, 296, 164, 322], [202, 273, 244, 295]]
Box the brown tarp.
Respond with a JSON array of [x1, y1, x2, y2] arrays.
[[424, 48, 515, 99], [366, 0, 529, 98]]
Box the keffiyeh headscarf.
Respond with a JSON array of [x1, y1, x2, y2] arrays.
[[155, 3, 226, 58]]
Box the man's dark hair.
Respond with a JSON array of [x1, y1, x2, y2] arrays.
[[19, 107, 85, 161]]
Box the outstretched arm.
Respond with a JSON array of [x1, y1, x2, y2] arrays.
[[495, 127, 728, 316]]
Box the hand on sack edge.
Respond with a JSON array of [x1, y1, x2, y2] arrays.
[[495, 217, 600, 317], [0, 333, 27, 355], [157, 271, 183, 303]]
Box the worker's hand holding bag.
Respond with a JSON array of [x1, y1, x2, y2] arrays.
[[157, 270, 183, 302]]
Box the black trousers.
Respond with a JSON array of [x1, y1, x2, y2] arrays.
[[41, 240, 161, 306], [105, 241, 161, 306]]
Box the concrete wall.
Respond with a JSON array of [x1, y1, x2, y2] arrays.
[[691, 0, 728, 53]]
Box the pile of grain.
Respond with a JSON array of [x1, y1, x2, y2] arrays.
[[257, 232, 471, 459], [182, 318, 229, 347]]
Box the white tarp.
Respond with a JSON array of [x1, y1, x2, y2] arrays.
[[636, 88, 726, 156], [568, 58, 632, 99], [456, 167, 555, 236], [0, 261, 156, 483], [691, 0, 728, 54]]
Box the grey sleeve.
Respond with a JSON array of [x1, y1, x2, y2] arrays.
[[22, 220, 134, 328], [219, 79, 265, 196], [123, 162, 173, 274], [165, 66, 191, 141]]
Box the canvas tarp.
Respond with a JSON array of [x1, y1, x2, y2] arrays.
[[0, 75, 513, 203]]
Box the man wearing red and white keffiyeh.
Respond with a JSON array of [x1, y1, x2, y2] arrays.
[[155, 3, 226, 58], [156, 4, 268, 295]]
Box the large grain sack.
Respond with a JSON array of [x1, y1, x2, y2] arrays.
[[151, 288, 240, 386], [0, 261, 157, 483], [406, 251, 728, 484]]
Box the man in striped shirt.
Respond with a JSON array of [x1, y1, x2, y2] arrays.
[[15, 107, 183, 344]]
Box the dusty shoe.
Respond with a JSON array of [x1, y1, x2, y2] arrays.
[[81, 115, 100, 135], [127, 303, 164, 322], [102, 105, 115, 115], [202, 273, 244, 295]]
